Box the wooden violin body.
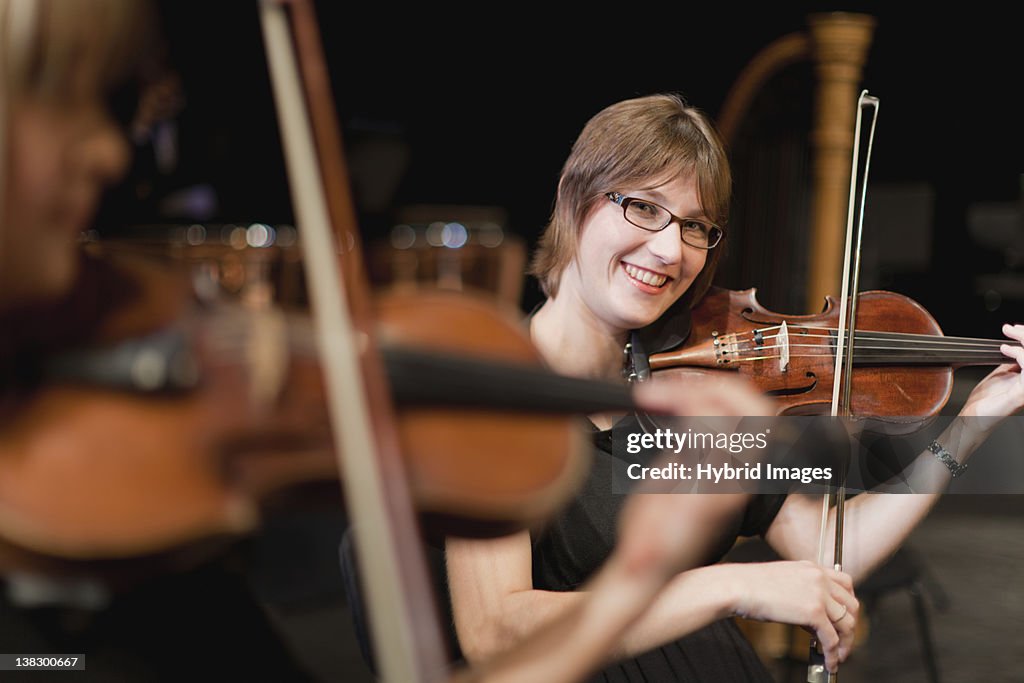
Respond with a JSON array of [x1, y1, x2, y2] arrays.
[[0, 252, 593, 566], [650, 287, 1005, 420]]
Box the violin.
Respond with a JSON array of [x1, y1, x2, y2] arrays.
[[0, 241, 639, 568], [649, 286, 1007, 421]]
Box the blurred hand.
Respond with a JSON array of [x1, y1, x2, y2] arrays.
[[615, 373, 772, 578], [632, 370, 774, 418]]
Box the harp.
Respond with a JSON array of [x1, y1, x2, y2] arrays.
[[715, 12, 875, 314]]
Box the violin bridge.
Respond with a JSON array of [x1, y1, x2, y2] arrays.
[[778, 321, 790, 373], [713, 331, 740, 365]]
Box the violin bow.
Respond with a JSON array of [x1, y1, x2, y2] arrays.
[[808, 90, 880, 683], [259, 2, 449, 681]]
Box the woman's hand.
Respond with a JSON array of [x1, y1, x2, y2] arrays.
[[729, 560, 858, 674], [960, 323, 1024, 425]]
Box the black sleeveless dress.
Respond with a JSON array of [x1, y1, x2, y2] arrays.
[[531, 421, 786, 682]]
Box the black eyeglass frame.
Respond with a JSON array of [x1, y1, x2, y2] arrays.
[[605, 192, 724, 250]]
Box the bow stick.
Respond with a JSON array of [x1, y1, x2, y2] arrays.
[[808, 90, 880, 683], [259, 2, 449, 680]]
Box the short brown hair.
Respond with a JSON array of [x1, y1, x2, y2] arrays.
[[530, 94, 730, 303]]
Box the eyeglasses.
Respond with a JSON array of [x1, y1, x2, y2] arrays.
[[606, 192, 723, 250]]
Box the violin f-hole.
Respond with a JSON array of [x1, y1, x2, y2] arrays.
[[764, 371, 818, 397]]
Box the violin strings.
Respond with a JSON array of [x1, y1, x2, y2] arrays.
[[723, 352, 1008, 364], [727, 331, 1005, 355], [722, 342, 1006, 355], [724, 343, 1005, 360], [721, 329, 1006, 362], [727, 323, 990, 341], [729, 325, 1003, 347], [724, 327, 1004, 349]]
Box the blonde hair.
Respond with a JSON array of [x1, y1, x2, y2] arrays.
[[0, 0, 156, 236], [530, 94, 731, 303]]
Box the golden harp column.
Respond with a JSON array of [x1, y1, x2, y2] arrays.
[[805, 13, 876, 311]]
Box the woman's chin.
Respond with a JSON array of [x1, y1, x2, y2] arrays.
[[612, 302, 670, 331]]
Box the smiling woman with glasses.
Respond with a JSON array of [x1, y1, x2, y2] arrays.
[[446, 91, 1024, 683], [444, 93, 859, 683]]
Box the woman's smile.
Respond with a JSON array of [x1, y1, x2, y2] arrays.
[[621, 261, 672, 291]]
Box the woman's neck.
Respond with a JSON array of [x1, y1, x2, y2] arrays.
[[530, 289, 627, 383]]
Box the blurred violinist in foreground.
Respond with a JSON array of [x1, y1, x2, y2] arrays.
[[0, 0, 320, 678]]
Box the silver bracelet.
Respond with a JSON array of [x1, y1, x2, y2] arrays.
[[928, 440, 968, 478]]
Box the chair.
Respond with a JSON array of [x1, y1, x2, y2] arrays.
[[855, 545, 948, 683]]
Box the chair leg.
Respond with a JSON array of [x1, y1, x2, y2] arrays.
[[909, 581, 941, 683], [920, 567, 951, 612]]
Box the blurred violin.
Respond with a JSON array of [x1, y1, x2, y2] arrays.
[[0, 242, 636, 569], [0, 0, 637, 586]]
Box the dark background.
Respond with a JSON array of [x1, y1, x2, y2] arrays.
[[99, 1, 1024, 334]]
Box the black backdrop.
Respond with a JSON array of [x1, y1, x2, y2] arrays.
[[97, 1, 1024, 334]]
